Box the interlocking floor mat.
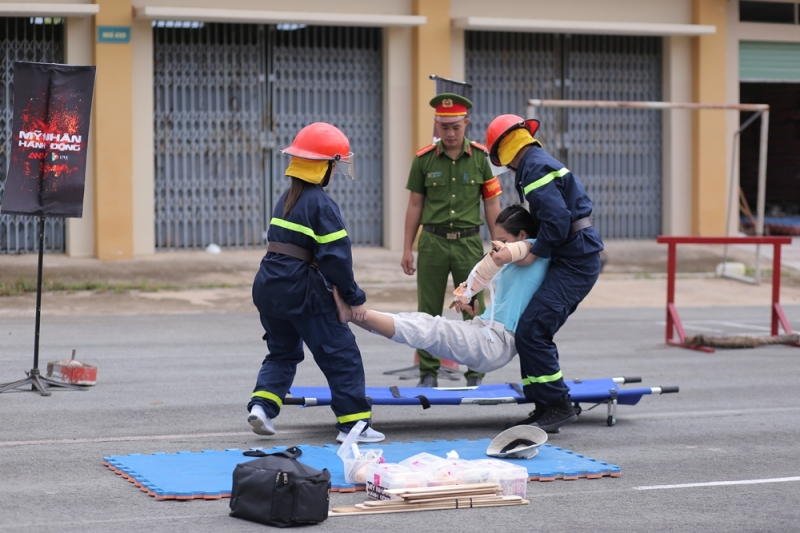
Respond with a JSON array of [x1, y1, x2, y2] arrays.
[[104, 440, 620, 500]]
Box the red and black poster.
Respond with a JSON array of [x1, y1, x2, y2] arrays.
[[0, 62, 96, 218]]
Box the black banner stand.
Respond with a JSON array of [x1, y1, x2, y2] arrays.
[[0, 216, 87, 396], [0, 62, 95, 396]]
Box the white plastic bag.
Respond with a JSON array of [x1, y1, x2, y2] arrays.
[[337, 421, 383, 484]]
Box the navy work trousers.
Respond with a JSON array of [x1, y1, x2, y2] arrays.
[[248, 311, 371, 432], [515, 252, 601, 406]]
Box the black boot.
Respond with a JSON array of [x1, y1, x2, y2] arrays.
[[505, 406, 545, 429], [531, 398, 577, 433], [416, 374, 438, 387]]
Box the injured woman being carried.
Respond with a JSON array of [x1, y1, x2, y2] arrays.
[[333, 204, 549, 373]]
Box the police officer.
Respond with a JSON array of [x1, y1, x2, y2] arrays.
[[402, 93, 503, 388], [485, 114, 604, 433], [248, 122, 384, 444]]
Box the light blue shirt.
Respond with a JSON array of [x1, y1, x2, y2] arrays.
[[480, 239, 550, 333]]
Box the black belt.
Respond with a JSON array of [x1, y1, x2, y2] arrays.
[[267, 242, 317, 268], [570, 217, 592, 234], [422, 225, 480, 240]]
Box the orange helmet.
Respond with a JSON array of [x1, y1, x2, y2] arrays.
[[281, 122, 355, 179], [485, 114, 540, 167]]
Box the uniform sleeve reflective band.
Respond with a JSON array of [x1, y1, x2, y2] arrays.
[[270, 217, 348, 244], [251, 390, 283, 408], [521, 370, 563, 386], [336, 411, 372, 424], [523, 168, 570, 195]]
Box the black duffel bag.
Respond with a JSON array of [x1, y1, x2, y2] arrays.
[[229, 446, 331, 528]]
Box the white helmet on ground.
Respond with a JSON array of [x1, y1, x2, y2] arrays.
[[486, 425, 548, 459]]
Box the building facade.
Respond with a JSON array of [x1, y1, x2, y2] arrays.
[[0, 0, 797, 257]]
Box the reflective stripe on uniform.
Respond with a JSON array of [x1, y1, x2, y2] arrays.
[[336, 411, 371, 424], [270, 217, 347, 244], [521, 370, 563, 386], [251, 390, 283, 408], [523, 167, 570, 195]]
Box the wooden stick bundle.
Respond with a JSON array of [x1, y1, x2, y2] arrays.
[[329, 483, 529, 516]]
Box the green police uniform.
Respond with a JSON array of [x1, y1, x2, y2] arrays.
[[406, 137, 498, 379]]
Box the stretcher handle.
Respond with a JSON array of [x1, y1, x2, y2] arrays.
[[658, 386, 680, 394], [283, 397, 305, 405], [612, 376, 642, 384]]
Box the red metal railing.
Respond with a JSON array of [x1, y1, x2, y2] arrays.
[[656, 236, 797, 352]]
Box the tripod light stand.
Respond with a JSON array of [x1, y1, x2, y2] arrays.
[[0, 216, 87, 396]]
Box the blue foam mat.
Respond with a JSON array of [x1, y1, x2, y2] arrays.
[[103, 446, 345, 500], [104, 441, 620, 500]]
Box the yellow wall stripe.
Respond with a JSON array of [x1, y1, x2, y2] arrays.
[[523, 167, 570, 195], [251, 390, 283, 408]]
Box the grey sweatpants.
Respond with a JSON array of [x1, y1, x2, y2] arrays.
[[386, 312, 517, 374]]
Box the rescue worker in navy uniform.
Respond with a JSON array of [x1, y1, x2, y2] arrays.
[[402, 93, 503, 388], [247, 122, 385, 444], [485, 114, 604, 433]]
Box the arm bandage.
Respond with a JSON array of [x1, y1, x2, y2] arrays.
[[452, 252, 504, 343], [453, 252, 503, 305], [474, 252, 503, 283], [491, 240, 529, 263]]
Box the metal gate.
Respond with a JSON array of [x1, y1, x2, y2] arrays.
[[271, 26, 383, 246], [466, 32, 662, 239], [0, 17, 65, 254], [153, 23, 383, 249], [154, 24, 266, 249]]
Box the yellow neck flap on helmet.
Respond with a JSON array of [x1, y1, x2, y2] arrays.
[[498, 128, 539, 167], [285, 157, 330, 184]]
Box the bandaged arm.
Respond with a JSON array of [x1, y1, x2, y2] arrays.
[[452, 240, 532, 304], [492, 240, 530, 263]]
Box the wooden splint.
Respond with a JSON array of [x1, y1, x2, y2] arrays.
[[329, 483, 529, 516]]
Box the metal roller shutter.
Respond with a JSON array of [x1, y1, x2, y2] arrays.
[[271, 26, 383, 246], [466, 31, 560, 217], [565, 35, 662, 239], [740, 41, 800, 82], [466, 32, 662, 239], [0, 17, 65, 254], [154, 23, 266, 250], [153, 23, 383, 250]]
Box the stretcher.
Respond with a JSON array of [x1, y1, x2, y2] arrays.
[[286, 376, 679, 426]]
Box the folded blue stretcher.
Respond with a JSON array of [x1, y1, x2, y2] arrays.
[[286, 377, 678, 426]]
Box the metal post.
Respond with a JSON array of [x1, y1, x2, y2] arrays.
[[722, 110, 763, 285], [755, 110, 770, 285], [772, 242, 781, 336], [33, 215, 45, 373], [665, 242, 676, 343]]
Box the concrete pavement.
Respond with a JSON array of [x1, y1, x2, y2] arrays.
[[2, 240, 800, 532], [2, 306, 800, 532]]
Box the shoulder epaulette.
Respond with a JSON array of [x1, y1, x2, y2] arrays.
[[416, 143, 437, 157], [469, 140, 489, 153]]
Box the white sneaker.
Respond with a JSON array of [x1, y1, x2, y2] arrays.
[[248, 405, 275, 436], [336, 426, 385, 443]]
